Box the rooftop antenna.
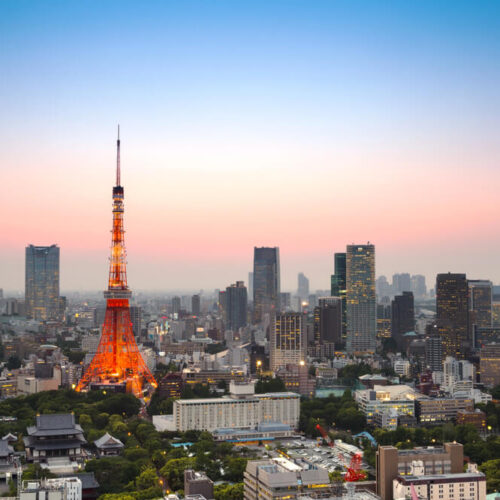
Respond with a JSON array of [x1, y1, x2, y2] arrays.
[[116, 124, 121, 186]]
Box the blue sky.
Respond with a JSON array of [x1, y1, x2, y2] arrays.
[[1, 1, 500, 291]]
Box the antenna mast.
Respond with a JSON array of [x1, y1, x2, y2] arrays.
[[116, 125, 121, 186]]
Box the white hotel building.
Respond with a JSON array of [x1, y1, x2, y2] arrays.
[[173, 381, 300, 432]]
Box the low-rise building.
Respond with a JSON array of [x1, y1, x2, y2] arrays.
[[173, 382, 300, 432], [24, 414, 86, 472], [376, 443, 464, 500], [184, 469, 214, 499], [393, 462, 486, 500], [20, 477, 82, 500], [94, 433, 124, 457], [244, 457, 332, 499], [456, 409, 487, 431], [416, 398, 474, 424]]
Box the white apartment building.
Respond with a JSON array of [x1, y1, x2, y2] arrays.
[[21, 477, 82, 500], [173, 382, 300, 432], [393, 462, 486, 500]]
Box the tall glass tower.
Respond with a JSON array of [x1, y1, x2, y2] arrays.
[[331, 252, 347, 339], [346, 244, 376, 353], [25, 244, 60, 320], [252, 247, 280, 323]]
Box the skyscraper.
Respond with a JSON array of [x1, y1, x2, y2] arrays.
[[270, 312, 306, 371], [252, 247, 280, 323], [330, 252, 346, 338], [297, 272, 309, 299], [248, 272, 254, 301], [468, 280, 492, 345], [346, 244, 376, 354], [392, 273, 411, 294], [391, 291, 415, 351], [313, 297, 342, 346], [225, 281, 248, 332], [25, 244, 61, 321], [436, 273, 469, 359], [171, 296, 181, 315], [191, 294, 201, 316], [411, 275, 427, 298]]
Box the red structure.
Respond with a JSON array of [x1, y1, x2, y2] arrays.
[[345, 453, 367, 482], [76, 129, 157, 398], [316, 424, 333, 447]]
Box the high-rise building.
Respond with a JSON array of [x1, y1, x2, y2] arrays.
[[411, 274, 427, 298], [253, 247, 280, 323], [376, 275, 392, 299], [129, 306, 142, 339], [391, 292, 415, 351], [436, 273, 469, 359], [225, 281, 247, 332], [346, 244, 376, 354], [248, 272, 254, 301], [270, 313, 306, 371], [330, 252, 346, 338], [377, 304, 392, 339], [171, 296, 181, 315], [297, 272, 309, 299], [191, 294, 201, 316], [480, 343, 500, 387], [313, 297, 342, 346], [468, 280, 492, 346], [425, 335, 443, 372], [392, 273, 411, 295], [25, 244, 61, 321]]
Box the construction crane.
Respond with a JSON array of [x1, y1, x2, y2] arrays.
[[315, 424, 334, 447], [344, 453, 367, 482]]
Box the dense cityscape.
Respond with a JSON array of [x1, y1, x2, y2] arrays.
[[2, 2, 500, 500]]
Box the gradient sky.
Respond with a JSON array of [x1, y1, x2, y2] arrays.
[[1, 1, 500, 293]]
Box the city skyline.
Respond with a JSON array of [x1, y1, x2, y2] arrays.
[[2, 1, 500, 291]]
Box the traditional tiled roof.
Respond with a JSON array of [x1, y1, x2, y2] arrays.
[[94, 433, 124, 449], [27, 414, 84, 437]]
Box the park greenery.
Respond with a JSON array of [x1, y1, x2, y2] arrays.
[[0, 389, 249, 499]]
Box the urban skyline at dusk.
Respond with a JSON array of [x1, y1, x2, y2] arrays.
[[2, 1, 500, 292]]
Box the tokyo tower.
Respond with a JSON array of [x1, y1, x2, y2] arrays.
[[76, 129, 157, 398]]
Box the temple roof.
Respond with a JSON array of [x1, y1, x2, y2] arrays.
[[94, 433, 124, 449]]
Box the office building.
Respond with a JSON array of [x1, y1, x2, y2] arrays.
[[225, 281, 247, 332], [377, 304, 392, 339], [191, 294, 201, 316], [279, 292, 291, 310], [330, 252, 346, 337], [391, 292, 414, 351], [129, 305, 142, 339], [346, 244, 376, 353], [20, 478, 83, 500], [468, 280, 492, 345], [253, 247, 280, 323], [376, 442, 464, 500], [270, 313, 306, 371], [297, 272, 309, 299], [244, 457, 332, 499], [393, 462, 486, 500], [184, 470, 214, 500], [480, 343, 500, 387], [416, 398, 474, 423], [456, 409, 487, 431], [411, 274, 427, 298], [376, 275, 392, 300], [248, 272, 253, 301], [425, 336, 443, 372], [172, 296, 181, 315], [25, 244, 61, 321], [313, 297, 342, 346], [436, 273, 469, 359], [392, 273, 411, 295], [173, 382, 300, 432], [355, 385, 417, 424]]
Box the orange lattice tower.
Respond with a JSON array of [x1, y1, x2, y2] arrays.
[[76, 128, 157, 398]]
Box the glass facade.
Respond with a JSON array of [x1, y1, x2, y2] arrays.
[[252, 247, 280, 323], [25, 244, 60, 321], [346, 244, 376, 353]]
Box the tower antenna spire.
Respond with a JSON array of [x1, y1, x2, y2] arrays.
[[116, 124, 121, 186]]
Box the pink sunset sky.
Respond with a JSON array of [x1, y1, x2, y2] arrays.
[[1, 1, 500, 292]]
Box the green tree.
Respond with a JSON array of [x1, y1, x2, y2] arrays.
[[6, 356, 21, 370], [160, 457, 195, 491], [214, 483, 244, 500], [135, 467, 159, 490], [480, 459, 500, 492]]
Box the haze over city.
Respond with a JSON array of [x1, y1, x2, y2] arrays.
[[1, 1, 500, 292]]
